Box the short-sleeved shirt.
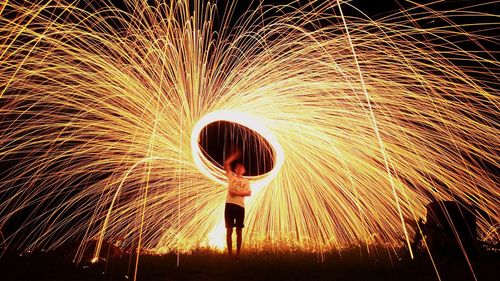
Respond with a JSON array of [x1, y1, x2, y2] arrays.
[[226, 172, 250, 208]]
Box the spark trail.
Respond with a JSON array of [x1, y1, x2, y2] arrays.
[[0, 0, 498, 264]]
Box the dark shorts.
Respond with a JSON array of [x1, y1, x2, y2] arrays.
[[224, 203, 245, 228]]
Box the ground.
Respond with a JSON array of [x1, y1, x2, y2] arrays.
[[0, 246, 498, 281]]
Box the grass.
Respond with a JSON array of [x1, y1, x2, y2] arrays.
[[0, 245, 498, 281]]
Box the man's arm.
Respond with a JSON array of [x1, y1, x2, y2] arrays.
[[235, 180, 251, 197], [228, 187, 242, 196], [228, 180, 251, 196], [229, 187, 251, 196], [224, 150, 240, 176], [244, 180, 251, 197]]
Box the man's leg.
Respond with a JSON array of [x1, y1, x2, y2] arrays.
[[236, 227, 242, 256], [226, 227, 233, 256]]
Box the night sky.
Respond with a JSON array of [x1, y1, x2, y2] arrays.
[[199, 121, 275, 176]]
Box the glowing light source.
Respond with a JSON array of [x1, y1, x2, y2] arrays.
[[191, 110, 284, 190]]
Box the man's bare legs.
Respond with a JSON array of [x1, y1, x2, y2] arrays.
[[236, 227, 242, 256], [226, 228, 233, 256], [226, 227, 243, 257]]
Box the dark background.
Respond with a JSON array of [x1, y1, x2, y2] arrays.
[[199, 121, 275, 176]]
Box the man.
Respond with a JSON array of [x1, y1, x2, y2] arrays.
[[224, 150, 251, 257]]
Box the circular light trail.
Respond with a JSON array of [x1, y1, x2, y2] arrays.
[[191, 110, 284, 190]]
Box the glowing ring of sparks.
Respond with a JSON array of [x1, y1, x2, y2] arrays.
[[191, 110, 284, 189]]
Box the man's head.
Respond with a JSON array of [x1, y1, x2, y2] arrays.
[[234, 162, 246, 176]]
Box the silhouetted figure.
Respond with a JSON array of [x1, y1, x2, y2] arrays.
[[410, 200, 479, 280], [411, 200, 478, 258], [224, 150, 251, 257]]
